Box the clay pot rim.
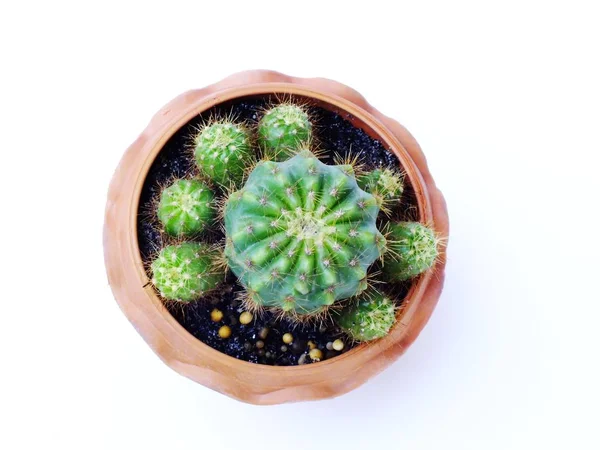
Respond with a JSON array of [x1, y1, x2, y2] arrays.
[[123, 81, 434, 373]]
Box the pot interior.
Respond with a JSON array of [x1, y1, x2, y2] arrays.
[[137, 93, 421, 366]]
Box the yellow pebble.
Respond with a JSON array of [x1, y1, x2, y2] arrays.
[[282, 333, 293, 344], [309, 348, 323, 361], [239, 311, 253, 325], [332, 339, 344, 351], [210, 308, 223, 322], [218, 325, 231, 339], [307, 341, 316, 350]]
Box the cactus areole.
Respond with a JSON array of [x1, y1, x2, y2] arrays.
[[224, 151, 386, 315]]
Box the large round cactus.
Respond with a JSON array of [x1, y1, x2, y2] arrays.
[[224, 151, 386, 315]]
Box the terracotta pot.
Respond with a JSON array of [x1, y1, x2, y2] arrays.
[[103, 70, 449, 405]]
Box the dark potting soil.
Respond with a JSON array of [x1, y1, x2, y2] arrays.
[[137, 95, 417, 366]]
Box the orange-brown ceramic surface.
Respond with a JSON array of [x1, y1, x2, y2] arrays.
[[103, 70, 449, 404]]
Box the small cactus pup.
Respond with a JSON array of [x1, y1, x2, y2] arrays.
[[157, 179, 215, 237], [151, 242, 224, 302], [258, 104, 312, 160], [358, 167, 404, 212], [194, 121, 252, 187], [335, 290, 397, 342], [384, 221, 439, 281], [224, 150, 386, 316]]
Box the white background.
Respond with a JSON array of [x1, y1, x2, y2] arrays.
[[1, 1, 599, 449]]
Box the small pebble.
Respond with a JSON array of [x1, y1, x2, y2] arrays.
[[298, 354, 308, 365], [257, 349, 266, 357], [258, 327, 269, 340], [218, 325, 231, 339], [332, 339, 345, 351], [265, 351, 273, 359], [256, 340, 265, 349], [239, 311, 253, 325], [291, 339, 306, 354], [282, 333, 294, 344], [326, 342, 334, 351], [243, 342, 252, 351], [309, 348, 323, 361], [280, 345, 288, 352], [210, 308, 223, 322], [308, 340, 317, 350]]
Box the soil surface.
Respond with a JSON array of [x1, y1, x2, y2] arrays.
[[137, 95, 417, 366]]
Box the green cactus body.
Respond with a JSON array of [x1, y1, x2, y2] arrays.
[[258, 104, 312, 160], [194, 122, 252, 187], [358, 168, 404, 208], [157, 179, 215, 237], [384, 222, 438, 281], [151, 243, 224, 302], [224, 151, 386, 315], [335, 291, 396, 341]]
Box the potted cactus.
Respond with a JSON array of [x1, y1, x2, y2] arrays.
[[104, 71, 448, 404]]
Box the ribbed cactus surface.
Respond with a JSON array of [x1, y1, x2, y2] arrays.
[[224, 151, 386, 314]]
